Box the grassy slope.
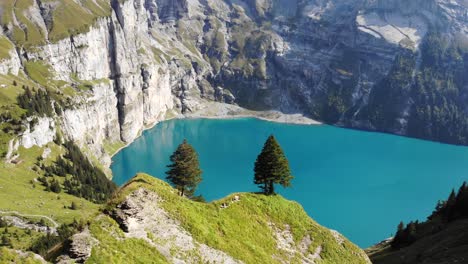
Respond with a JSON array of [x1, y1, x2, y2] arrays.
[[95, 173, 369, 264], [45, 0, 111, 42], [0, 36, 14, 60], [0, 0, 111, 47], [368, 218, 468, 264], [0, 247, 44, 264], [0, 144, 100, 224], [0, 71, 101, 237], [0, 74, 35, 156], [87, 216, 169, 264]]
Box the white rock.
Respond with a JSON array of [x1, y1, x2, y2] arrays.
[[21, 117, 55, 149]]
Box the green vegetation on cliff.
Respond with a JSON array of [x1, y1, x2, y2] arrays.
[[369, 182, 468, 263], [101, 173, 370, 264], [44, 141, 117, 203], [0, 0, 111, 47], [0, 247, 44, 264]]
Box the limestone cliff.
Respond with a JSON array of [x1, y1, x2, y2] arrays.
[[0, 0, 467, 163]]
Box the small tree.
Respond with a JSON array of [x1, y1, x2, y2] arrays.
[[1, 235, 10, 246], [391, 221, 405, 248], [254, 135, 293, 195], [166, 139, 202, 197], [49, 178, 61, 193]]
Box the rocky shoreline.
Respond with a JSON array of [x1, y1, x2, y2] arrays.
[[184, 102, 321, 126], [109, 102, 321, 161]]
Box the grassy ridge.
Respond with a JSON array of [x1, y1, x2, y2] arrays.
[[104, 173, 369, 264]]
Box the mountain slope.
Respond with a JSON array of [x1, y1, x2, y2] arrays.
[[367, 182, 468, 263], [0, 0, 466, 160], [74, 173, 371, 263], [367, 219, 468, 264]]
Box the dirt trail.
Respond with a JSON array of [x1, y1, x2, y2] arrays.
[[0, 210, 59, 228]]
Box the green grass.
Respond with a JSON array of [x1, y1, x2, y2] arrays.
[[0, 74, 34, 156], [0, 247, 44, 264], [0, 144, 100, 225], [0, 0, 111, 47], [70, 74, 111, 94], [102, 140, 125, 157], [0, 0, 45, 47], [104, 173, 369, 264], [0, 37, 14, 60], [24, 61, 52, 87], [13, 0, 47, 47], [86, 216, 169, 264], [46, 0, 111, 42], [0, 226, 43, 250]]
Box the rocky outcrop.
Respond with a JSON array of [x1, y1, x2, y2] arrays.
[[1, 215, 56, 234], [92, 173, 371, 263], [68, 228, 99, 263], [56, 228, 99, 264], [20, 117, 55, 149], [0, 37, 21, 75], [112, 188, 243, 263]]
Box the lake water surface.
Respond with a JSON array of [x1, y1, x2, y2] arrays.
[[111, 118, 468, 247]]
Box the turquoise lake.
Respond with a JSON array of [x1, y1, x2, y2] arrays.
[[111, 118, 468, 248]]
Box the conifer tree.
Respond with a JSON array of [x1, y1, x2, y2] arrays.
[[1, 235, 10, 246], [391, 221, 405, 248], [254, 135, 293, 195], [166, 139, 202, 197]]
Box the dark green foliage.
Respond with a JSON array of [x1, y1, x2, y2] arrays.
[[254, 135, 293, 195], [354, 31, 468, 145], [17, 87, 55, 117], [46, 141, 116, 203], [38, 219, 46, 227], [0, 217, 7, 228], [49, 178, 61, 193], [166, 139, 202, 198], [0, 106, 26, 140], [360, 52, 416, 130], [30, 220, 84, 256], [407, 32, 468, 144], [391, 221, 418, 249], [54, 131, 63, 145], [54, 102, 62, 116], [1, 235, 11, 246], [429, 182, 468, 221], [392, 182, 468, 249]]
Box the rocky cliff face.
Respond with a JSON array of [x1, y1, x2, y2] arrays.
[[0, 0, 467, 162]]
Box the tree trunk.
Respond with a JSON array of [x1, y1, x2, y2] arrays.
[[269, 182, 274, 195]]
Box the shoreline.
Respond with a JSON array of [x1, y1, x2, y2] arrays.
[[109, 102, 321, 159], [183, 102, 321, 125]]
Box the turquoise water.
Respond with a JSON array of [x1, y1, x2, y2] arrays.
[[111, 118, 468, 247]]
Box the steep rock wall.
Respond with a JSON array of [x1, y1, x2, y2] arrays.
[[0, 0, 467, 163]]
